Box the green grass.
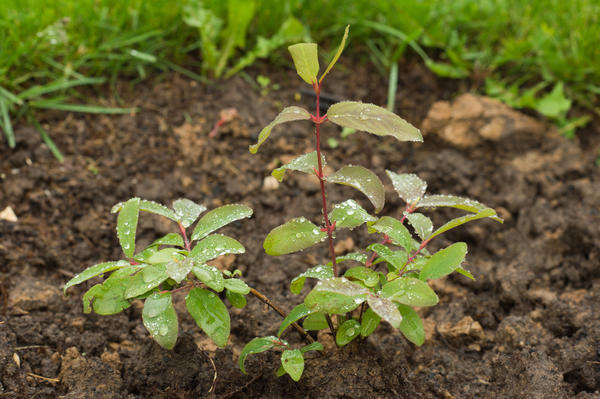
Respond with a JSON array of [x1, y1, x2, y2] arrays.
[[1, 0, 598, 157]]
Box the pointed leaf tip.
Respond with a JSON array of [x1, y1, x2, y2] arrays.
[[288, 43, 319, 85], [250, 106, 310, 153]]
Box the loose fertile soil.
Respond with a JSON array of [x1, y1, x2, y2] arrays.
[[1, 59, 599, 399]]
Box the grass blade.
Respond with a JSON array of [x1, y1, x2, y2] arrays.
[[18, 77, 106, 100], [29, 101, 137, 114], [0, 99, 15, 148], [28, 115, 63, 161]]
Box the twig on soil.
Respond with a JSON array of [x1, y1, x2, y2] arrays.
[[218, 373, 262, 399], [26, 372, 60, 383], [201, 351, 218, 395], [15, 345, 50, 351]]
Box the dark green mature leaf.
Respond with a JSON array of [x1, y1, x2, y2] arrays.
[[192, 264, 225, 292], [406, 213, 433, 240], [304, 278, 369, 314], [142, 292, 178, 349], [382, 277, 438, 307], [397, 304, 425, 346], [191, 204, 253, 241], [250, 106, 311, 153], [360, 307, 381, 337], [420, 242, 468, 281], [290, 264, 333, 294], [300, 341, 324, 353], [329, 199, 377, 229], [226, 289, 247, 308], [125, 263, 169, 298], [223, 278, 250, 295], [166, 257, 194, 283], [288, 43, 319, 85], [429, 209, 497, 240], [151, 233, 184, 248], [264, 217, 326, 256], [239, 336, 284, 374], [336, 319, 360, 346], [344, 267, 379, 287], [83, 275, 132, 315], [327, 101, 422, 142], [386, 171, 427, 205], [303, 312, 329, 331], [366, 243, 407, 271], [367, 295, 402, 328], [186, 288, 230, 348], [417, 195, 503, 223], [278, 303, 312, 337], [272, 151, 325, 182], [368, 216, 412, 251], [327, 165, 385, 213], [64, 260, 130, 293], [281, 349, 304, 381], [173, 198, 206, 228], [190, 234, 245, 263], [319, 25, 349, 84], [117, 198, 140, 258]]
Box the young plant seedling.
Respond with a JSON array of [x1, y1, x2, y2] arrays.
[[64, 198, 253, 349], [241, 26, 503, 381]]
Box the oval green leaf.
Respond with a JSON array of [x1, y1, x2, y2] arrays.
[[290, 264, 334, 294], [125, 263, 169, 298], [288, 43, 319, 85], [368, 216, 413, 251], [250, 106, 311, 153], [366, 243, 408, 271], [142, 292, 178, 349], [397, 304, 425, 346], [272, 151, 325, 182], [192, 264, 224, 292], [381, 277, 438, 307], [165, 257, 194, 283], [239, 336, 281, 374], [82, 276, 132, 315], [191, 204, 253, 241], [336, 319, 360, 346], [64, 260, 129, 293], [190, 234, 245, 263], [173, 198, 206, 228], [226, 289, 247, 308], [386, 170, 427, 205], [277, 303, 312, 337], [139, 199, 177, 221], [336, 252, 368, 265], [117, 197, 140, 258], [223, 278, 250, 295], [417, 195, 503, 223], [302, 312, 329, 331], [360, 307, 381, 337], [281, 349, 304, 382], [327, 165, 385, 213], [329, 199, 377, 229], [186, 288, 230, 348], [300, 341, 324, 354], [151, 233, 185, 248], [304, 278, 369, 314], [429, 208, 497, 240], [406, 213, 433, 241], [419, 242, 467, 281], [327, 101, 422, 142], [367, 295, 402, 328], [344, 266, 380, 287], [264, 217, 326, 256]]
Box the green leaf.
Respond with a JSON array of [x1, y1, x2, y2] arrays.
[[336, 319, 360, 346], [329, 199, 377, 229], [536, 82, 571, 119], [335, 252, 368, 264], [420, 242, 467, 281], [300, 341, 324, 353], [142, 292, 178, 349], [327, 165, 385, 213], [327, 101, 422, 142], [140, 199, 177, 221], [368, 216, 412, 251], [406, 213, 433, 241], [186, 288, 230, 348], [191, 204, 253, 241], [147, 248, 184, 264], [124, 263, 169, 298], [173, 198, 206, 228], [64, 260, 129, 293], [429, 208, 497, 240], [281, 349, 304, 381], [303, 312, 329, 331], [166, 257, 194, 283], [117, 198, 140, 257], [319, 25, 349, 84], [344, 267, 380, 287], [366, 243, 407, 271], [239, 336, 282, 374], [151, 233, 184, 248], [190, 234, 245, 263], [417, 195, 503, 223], [0, 98, 15, 148], [226, 289, 247, 308], [277, 303, 312, 337], [250, 106, 311, 153], [272, 151, 325, 182], [425, 59, 469, 78], [276, 365, 286, 377], [455, 267, 475, 280], [134, 246, 159, 263], [386, 170, 427, 205], [304, 278, 369, 314], [381, 277, 438, 307], [288, 43, 319, 85], [82, 276, 132, 315], [192, 264, 225, 292], [223, 278, 250, 295], [367, 295, 402, 328], [360, 307, 381, 337], [263, 217, 326, 256], [290, 264, 334, 294], [397, 304, 425, 346]]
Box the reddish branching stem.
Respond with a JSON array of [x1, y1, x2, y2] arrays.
[[178, 222, 191, 252]]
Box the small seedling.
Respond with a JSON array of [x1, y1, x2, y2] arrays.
[[240, 26, 503, 381], [64, 198, 254, 349]]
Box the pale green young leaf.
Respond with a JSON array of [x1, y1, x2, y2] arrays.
[[142, 292, 178, 349], [429, 208, 497, 240], [191, 204, 253, 241], [226, 289, 247, 308], [82, 276, 132, 315], [147, 248, 184, 264], [263, 217, 326, 256], [117, 197, 140, 258], [190, 234, 245, 263], [125, 263, 169, 298], [455, 267, 475, 280], [303, 312, 329, 331], [64, 260, 129, 293], [397, 304, 425, 346], [386, 170, 427, 205], [239, 336, 283, 374], [368, 216, 412, 251], [288, 43, 319, 85], [335, 252, 368, 264], [140, 199, 177, 221], [290, 264, 334, 294], [417, 195, 503, 223], [192, 264, 225, 292], [271, 151, 325, 182], [327, 165, 385, 213], [281, 349, 304, 381], [151, 233, 184, 248], [344, 266, 380, 287], [329, 199, 377, 229], [420, 242, 468, 281], [134, 246, 159, 263], [319, 25, 349, 84], [186, 288, 230, 348], [335, 319, 360, 346], [381, 277, 438, 307], [250, 106, 311, 154], [277, 303, 312, 337], [406, 213, 433, 240], [165, 257, 194, 283], [223, 278, 250, 295], [173, 198, 206, 228], [327, 101, 422, 142], [300, 341, 324, 354], [304, 278, 369, 314], [360, 307, 381, 337], [366, 243, 408, 271], [276, 365, 287, 377], [367, 295, 402, 328]]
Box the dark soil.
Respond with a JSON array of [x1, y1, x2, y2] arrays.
[[1, 59, 600, 399]]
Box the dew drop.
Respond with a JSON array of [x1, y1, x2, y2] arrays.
[[158, 325, 168, 336], [346, 327, 356, 337]]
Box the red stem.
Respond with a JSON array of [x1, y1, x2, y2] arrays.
[[178, 222, 191, 252]]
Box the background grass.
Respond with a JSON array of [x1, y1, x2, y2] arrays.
[[1, 0, 598, 156]]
